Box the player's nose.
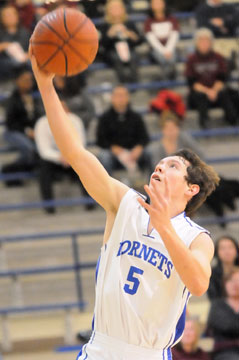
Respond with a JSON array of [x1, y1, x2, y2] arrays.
[[155, 163, 164, 173]]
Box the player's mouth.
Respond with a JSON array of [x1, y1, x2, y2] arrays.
[[152, 174, 161, 182]]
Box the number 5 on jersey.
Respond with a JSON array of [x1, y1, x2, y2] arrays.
[[124, 266, 144, 295]]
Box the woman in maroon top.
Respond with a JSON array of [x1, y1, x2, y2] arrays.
[[172, 318, 211, 360], [144, 0, 179, 79], [185, 28, 237, 128]]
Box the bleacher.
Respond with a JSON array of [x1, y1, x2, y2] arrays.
[[0, 2, 239, 360]]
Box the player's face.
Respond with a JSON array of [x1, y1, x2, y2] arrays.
[[150, 156, 191, 199]]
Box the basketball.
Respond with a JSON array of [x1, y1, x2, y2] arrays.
[[30, 7, 99, 76]]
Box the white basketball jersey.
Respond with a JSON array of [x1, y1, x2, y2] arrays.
[[78, 189, 209, 359]]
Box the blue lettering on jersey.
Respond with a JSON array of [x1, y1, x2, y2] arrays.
[[117, 240, 173, 278]]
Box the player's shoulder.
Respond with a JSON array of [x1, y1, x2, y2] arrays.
[[181, 213, 209, 234]]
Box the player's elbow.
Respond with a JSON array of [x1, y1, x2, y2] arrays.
[[189, 279, 209, 297]]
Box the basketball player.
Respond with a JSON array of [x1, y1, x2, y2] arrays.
[[30, 50, 219, 360]]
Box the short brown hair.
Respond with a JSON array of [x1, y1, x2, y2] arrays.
[[172, 148, 220, 216]]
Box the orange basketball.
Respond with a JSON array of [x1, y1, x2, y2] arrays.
[[30, 7, 99, 76]]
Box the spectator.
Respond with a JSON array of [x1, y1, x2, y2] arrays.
[[96, 85, 152, 179], [208, 235, 239, 300], [34, 100, 93, 214], [149, 110, 205, 168], [11, 0, 36, 31], [3, 65, 42, 171], [0, 4, 30, 80], [185, 28, 238, 128], [99, 0, 142, 83], [144, 0, 179, 79], [196, 0, 237, 38], [172, 318, 210, 360], [207, 267, 239, 360], [53, 74, 95, 130]]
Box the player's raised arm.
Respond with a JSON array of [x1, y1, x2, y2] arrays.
[[30, 50, 129, 212]]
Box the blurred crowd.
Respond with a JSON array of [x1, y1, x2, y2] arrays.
[[1, 0, 239, 214], [0, 1, 239, 357]]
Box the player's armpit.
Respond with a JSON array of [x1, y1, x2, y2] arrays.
[[71, 147, 129, 212]]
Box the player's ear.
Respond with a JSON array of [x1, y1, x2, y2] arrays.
[[186, 184, 200, 198]]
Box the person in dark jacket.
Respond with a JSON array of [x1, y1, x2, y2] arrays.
[[185, 28, 237, 128], [4, 65, 43, 168], [96, 86, 152, 179], [196, 0, 237, 38], [207, 267, 239, 360], [208, 235, 239, 300], [99, 0, 142, 83]]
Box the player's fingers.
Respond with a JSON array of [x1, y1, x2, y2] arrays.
[[137, 197, 151, 212], [144, 185, 156, 202]]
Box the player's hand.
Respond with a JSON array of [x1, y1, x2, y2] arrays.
[[137, 177, 171, 231], [29, 43, 54, 86]]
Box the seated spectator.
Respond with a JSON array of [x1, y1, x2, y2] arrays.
[[196, 0, 237, 38], [208, 235, 239, 300], [53, 73, 95, 130], [149, 110, 205, 168], [172, 318, 210, 360], [185, 28, 238, 128], [10, 0, 36, 31], [99, 0, 143, 83], [3, 65, 43, 171], [0, 4, 30, 80], [144, 0, 179, 79], [207, 267, 239, 360], [96, 85, 152, 180], [34, 100, 93, 214]]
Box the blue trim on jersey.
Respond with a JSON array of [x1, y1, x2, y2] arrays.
[[89, 330, 95, 344], [164, 333, 173, 349], [142, 234, 155, 239], [167, 348, 172, 360], [91, 315, 95, 330], [95, 254, 101, 283], [171, 211, 185, 220], [183, 213, 209, 233], [172, 292, 190, 346], [76, 344, 87, 360]]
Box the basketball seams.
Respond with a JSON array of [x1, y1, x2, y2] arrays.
[[41, 19, 66, 43], [65, 42, 90, 66], [63, 8, 70, 36], [39, 47, 61, 70], [32, 41, 60, 46]]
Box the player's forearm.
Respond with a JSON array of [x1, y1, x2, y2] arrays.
[[157, 224, 210, 296], [37, 82, 85, 163]]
